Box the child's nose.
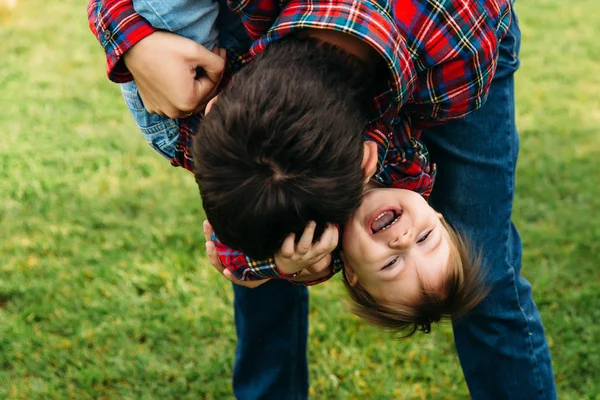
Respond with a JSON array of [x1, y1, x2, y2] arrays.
[[389, 228, 413, 249]]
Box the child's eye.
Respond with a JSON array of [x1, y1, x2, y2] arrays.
[[382, 256, 399, 270], [417, 230, 433, 244]]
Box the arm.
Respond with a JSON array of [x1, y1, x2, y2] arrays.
[[87, 0, 156, 83], [209, 223, 342, 286], [368, 115, 435, 199], [87, 0, 226, 118], [212, 235, 299, 281]]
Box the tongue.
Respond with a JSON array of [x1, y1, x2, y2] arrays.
[[371, 211, 396, 233]]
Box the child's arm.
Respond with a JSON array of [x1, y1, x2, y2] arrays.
[[368, 115, 436, 198], [209, 223, 342, 286]]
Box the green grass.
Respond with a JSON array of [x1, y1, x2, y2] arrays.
[[1, 0, 599, 398]]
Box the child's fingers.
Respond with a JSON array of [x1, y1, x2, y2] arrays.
[[296, 221, 316, 255], [280, 233, 296, 258], [328, 225, 339, 251], [315, 224, 338, 254], [313, 224, 331, 254], [305, 253, 332, 274]]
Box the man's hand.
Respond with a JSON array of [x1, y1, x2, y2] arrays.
[[275, 222, 339, 277], [203, 221, 269, 289], [124, 31, 226, 118]]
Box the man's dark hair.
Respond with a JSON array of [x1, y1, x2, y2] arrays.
[[194, 37, 375, 259]]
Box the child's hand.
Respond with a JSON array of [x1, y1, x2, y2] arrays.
[[275, 222, 339, 276]]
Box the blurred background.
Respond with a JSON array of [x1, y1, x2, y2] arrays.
[[1, 0, 599, 398]]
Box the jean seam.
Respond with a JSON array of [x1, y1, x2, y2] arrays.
[[289, 290, 299, 399], [291, 288, 309, 400], [139, 0, 174, 31], [502, 78, 549, 400], [121, 83, 145, 111]]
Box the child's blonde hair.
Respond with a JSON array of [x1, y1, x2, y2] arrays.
[[343, 219, 488, 337]]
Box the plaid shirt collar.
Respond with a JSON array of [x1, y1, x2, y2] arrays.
[[245, 0, 415, 124], [227, 0, 417, 170]]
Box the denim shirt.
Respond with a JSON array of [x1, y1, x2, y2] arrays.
[[120, 0, 251, 159]]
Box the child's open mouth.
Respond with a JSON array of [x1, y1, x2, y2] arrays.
[[369, 208, 402, 234]]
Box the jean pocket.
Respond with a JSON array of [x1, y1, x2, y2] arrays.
[[496, 9, 521, 79], [120, 82, 180, 159]]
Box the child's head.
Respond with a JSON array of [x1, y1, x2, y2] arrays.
[[193, 37, 376, 259], [341, 188, 487, 336]]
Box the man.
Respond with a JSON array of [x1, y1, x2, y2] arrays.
[[88, 0, 557, 398]]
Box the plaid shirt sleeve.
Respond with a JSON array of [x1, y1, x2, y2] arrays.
[[368, 116, 436, 200], [227, 0, 280, 40], [87, 0, 156, 83], [212, 234, 343, 286]]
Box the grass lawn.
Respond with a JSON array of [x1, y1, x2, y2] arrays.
[[1, 0, 599, 398]]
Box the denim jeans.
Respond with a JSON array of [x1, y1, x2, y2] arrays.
[[232, 281, 309, 399], [422, 10, 557, 399], [231, 8, 557, 400]]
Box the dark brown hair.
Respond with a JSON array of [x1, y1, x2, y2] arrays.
[[193, 38, 375, 259], [343, 219, 488, 337]]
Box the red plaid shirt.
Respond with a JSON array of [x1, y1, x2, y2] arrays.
[[88, 0, 511, 284]]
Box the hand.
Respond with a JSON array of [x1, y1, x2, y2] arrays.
[[289, 265, 335, 283], [275, 222, 339, 276], [203, 220, 269, 289], [124, 31, 226, 118]]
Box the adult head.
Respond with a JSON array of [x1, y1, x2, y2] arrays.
[[194, 37, 379, 259]]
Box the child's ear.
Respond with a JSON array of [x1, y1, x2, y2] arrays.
[[362, 141, 378, 183], [342, 253, 360, 287]]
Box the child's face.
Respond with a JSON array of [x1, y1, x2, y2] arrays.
[[342, 188, 452, 304]]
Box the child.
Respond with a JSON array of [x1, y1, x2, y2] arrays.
[[339, 185, 486, 336]]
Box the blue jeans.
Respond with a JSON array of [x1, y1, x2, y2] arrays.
[[423, 11, 557, 399], [231, 8, 557, 400], [232, 281, 309, 399]]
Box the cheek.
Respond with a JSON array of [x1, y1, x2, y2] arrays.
[[423, 263, 448, 292], [341, 234, 361, 265], [341, 222, 360, 251], [341, 230, 371, 272]]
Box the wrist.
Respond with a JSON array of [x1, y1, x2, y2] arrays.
[[273, 255, 303, 277], [105, 20, 156, 83]]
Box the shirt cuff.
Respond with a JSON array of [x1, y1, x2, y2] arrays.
[[99, 13, 156, 82]]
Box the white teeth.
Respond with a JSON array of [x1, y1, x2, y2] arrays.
[[380, 216, 400, 231], [374, 212, 386, 221], [371, 210, 401, 234]]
